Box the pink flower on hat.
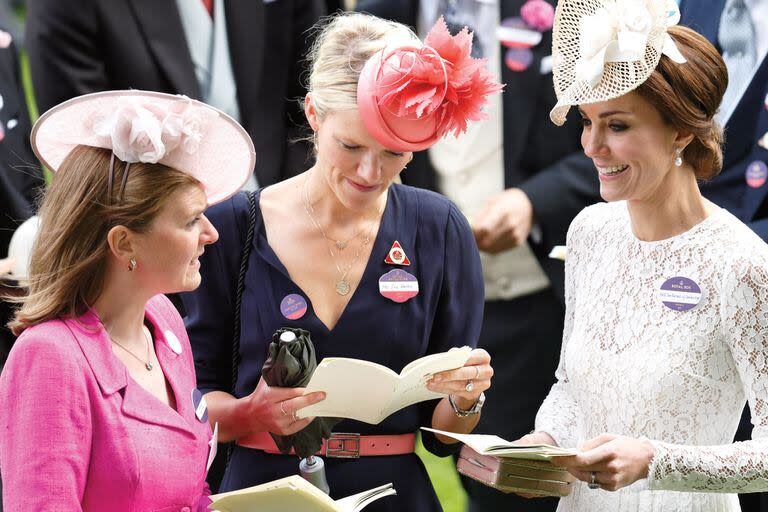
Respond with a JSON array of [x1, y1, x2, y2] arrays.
[[100, 103, 167, 163], [161, 102, 212, 156], [374, 17, 503, 140], [521, 0, 555, 33], [93, 98, 211, 164]]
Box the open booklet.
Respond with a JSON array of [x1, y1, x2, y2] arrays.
[[297, 346, 472, 424], [421, 428, 578, 460], [209, 475, 396, 512]]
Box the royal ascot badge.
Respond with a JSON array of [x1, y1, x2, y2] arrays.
[[497, 0, 554, 72], [191, 388, 209, 423], [379, 269, 419, 303], [746, 161, 768, 188], [0, 30, 11, 49], [385, 240, 411, 266], [164, 330, 183, 354], [658, 277, 702, 312], [280, 293, 308, 320]]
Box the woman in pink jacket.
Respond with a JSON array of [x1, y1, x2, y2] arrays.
[[0, 90, 254, 511]]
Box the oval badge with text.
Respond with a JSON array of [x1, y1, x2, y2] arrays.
[[379, 269, 419, 303], [658, 277, 702, 312]]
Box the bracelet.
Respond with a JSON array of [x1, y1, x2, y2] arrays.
[[448, 392, 485, 417]]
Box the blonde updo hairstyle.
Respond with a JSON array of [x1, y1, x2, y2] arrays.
[[306, 13, 419, 121], [9, 145, 201, 335]]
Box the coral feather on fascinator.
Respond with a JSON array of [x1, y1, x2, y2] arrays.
[[357, 17, 504, 152]]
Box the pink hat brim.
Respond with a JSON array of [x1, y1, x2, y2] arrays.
[[31, 90, 255, 205], [357, 49, 444, 152]]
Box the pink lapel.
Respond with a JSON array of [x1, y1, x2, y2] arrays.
[[64, 303, 196, 437]]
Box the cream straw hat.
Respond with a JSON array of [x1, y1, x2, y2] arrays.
[[550, 0, 687, 125]]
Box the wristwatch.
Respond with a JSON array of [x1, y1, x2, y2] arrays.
[[449, 392, 485, 417]]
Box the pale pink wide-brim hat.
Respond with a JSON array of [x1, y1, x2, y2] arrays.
[[31, 90, 255, 205]]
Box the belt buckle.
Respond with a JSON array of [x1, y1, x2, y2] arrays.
[[325, 432, 361, 459]]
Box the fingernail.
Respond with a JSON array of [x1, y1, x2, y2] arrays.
[[318, 393, 326, 401]]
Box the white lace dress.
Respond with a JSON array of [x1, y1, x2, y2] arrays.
[[535, 201, 768, 511]]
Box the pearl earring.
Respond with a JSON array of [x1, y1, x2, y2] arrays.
[[674, 148, 683, 167]]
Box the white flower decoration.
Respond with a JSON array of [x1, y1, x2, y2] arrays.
[[575, 0, 687, 88], [93, 97, 213, 164]]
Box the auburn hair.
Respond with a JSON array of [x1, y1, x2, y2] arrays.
[[9, 145, 200, 335], [635, 25, 728, 180]]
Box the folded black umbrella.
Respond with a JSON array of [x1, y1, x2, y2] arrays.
[[261, 327, 340, 458]]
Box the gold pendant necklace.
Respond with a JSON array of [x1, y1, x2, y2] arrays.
[[300, 173, 377, 296], [108, 326, 154, 371]]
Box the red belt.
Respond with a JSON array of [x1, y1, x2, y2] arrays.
[[237, 431, 416, 458]]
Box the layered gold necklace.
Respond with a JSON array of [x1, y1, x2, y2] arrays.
[[300, 173, 379, 296]]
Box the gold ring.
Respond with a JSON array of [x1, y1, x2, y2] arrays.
[[280, 401, 289, 417], [292, 411, 299, 423]]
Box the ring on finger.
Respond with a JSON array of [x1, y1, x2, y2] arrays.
[[292, 410, 299, 423], [473, 366, 481, 380], [588, 471, 600, 490], [465, 380, 474, 392], [280, 401, 289, 417]]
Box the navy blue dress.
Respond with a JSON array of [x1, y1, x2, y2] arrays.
[[182, 184, 484, 511]]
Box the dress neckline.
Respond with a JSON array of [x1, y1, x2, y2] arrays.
[[252, 186, 396, 334], [620, 200, 726, 247]]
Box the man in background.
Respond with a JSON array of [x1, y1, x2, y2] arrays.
[[26, 0, 325, 188]]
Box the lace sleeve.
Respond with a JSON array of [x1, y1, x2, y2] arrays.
[[534, 211, 587, 448], [648, 251, 768, 492]]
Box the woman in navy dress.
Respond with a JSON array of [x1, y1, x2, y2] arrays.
[[182, 13, 502, 510]]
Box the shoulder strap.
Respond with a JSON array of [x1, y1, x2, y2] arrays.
[[231, 190, 257, 393], [224, 191, 256, 470]]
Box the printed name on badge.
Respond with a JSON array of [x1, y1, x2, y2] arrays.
[[379, 269, 419, 303], [280, 293, 308, 320], [658, 277, 702, 312]]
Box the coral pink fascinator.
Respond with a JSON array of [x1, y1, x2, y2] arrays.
[[357, 17, 504, 152]]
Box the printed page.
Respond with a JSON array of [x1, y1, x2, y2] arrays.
[[209, 475, 337, 512], [388, 347, 473, 413], [297, 358, 400, 423], [422, 428, 577, 460]]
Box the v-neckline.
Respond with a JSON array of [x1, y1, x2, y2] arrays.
[[255, 188, 394, 334]]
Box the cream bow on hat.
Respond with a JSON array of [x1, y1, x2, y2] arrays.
[[550, 0, 687, 125]]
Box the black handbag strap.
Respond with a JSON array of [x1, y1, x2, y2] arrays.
[[225, 191, 257, 467]]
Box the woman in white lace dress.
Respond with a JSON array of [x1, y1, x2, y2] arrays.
[[514, 0, 768, 510]]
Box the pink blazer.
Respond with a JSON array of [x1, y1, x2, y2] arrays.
[[0, 295, 213, 511]]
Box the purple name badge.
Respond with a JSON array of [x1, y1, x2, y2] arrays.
[[658, 277, 702, 312], [280, 294, 307, 320], [379, 269, 419, 303], [746, 161, 768, 189], [191, 388, 209, 423]]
